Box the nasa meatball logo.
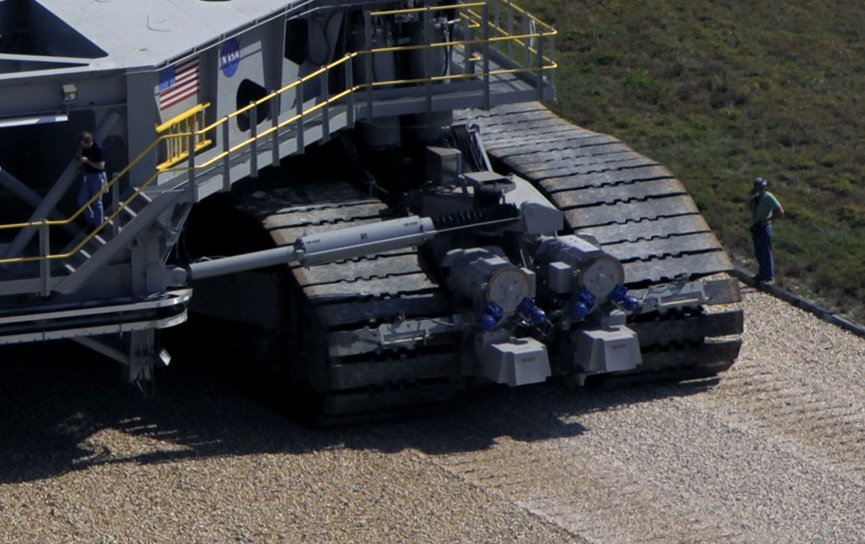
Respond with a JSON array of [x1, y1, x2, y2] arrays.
[[220, 38, 240, 77]]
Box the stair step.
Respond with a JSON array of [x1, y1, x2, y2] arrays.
[[63, 229, 109, 273]]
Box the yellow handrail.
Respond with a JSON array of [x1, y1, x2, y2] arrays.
[[156, 103, 213, 170], [0, 0, 555, 269]]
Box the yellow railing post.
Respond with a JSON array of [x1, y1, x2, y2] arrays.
[[345, 54, 355, 127], [187, 131, 197, 201], [222, 118, 231, 191], [156, 103, 212, 171], [270, 92, 280, 167], [296, 81, 305, 151], [483, 2, 491, 109], [249, 102, 258, 178]]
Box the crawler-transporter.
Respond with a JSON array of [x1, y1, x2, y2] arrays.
[[0, 0, 742, 422]]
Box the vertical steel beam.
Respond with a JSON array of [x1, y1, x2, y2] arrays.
[[222, 119, 231, 192], [321, 73, 330, 142], [536, 30, 545, 100], [249, 102, 259, 178], [364, 10, 374, 120], [425, 5, 433, 114], [345, 54, 355, 127], [482, 3, 491, 109], [296, 82, 305, 152], [271, 91, 281, 167], [187, 132, 197, 201]]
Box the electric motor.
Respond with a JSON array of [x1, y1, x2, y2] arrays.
[[443, 247, 536, 316], [534, 235, 624, 302]]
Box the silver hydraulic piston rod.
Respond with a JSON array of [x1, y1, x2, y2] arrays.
[[188, 215, 437, 280]]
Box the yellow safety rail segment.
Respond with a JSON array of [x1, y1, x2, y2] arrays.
[[0, 0, 555, 269], [156, 103, 213, 170]]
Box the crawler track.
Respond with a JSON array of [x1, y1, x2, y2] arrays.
[[458, 103, 743, 381], [227, 179, 462, 423]]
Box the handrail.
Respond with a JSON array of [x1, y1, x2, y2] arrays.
[[0, 0, 555, 271], [156, 103, 212, 170]]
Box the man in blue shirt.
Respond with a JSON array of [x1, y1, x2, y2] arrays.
[[749, 177, 785, 284]]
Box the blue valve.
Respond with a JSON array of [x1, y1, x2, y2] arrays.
[[517, 297, 547, 326], [481, 302, 505, 331], [610, 284, 640, 313], [572, 301, 590, 321], [480, 314, 498, 332], [571, 289, 596, 320]]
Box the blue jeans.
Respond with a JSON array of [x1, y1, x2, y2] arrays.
[[751, 223, 774, 280], [78, 171, 106, 227]]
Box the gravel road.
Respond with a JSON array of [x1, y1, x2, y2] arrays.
[[1, 283, 863, 543]]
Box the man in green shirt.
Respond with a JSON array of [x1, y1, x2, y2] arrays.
[[749, 177, 785, 283]]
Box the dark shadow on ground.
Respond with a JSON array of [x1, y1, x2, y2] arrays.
[[0, 340, 720, 484]]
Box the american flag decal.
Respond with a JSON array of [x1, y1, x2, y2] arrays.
[[159, 57, 199, 111]]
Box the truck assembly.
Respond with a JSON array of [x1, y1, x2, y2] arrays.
[[0, 0, 743, 423]]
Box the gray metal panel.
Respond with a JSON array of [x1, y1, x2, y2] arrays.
[[31, 0, 308, 73]]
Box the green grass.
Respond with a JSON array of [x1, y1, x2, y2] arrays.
[[519, 0, 865, 321]]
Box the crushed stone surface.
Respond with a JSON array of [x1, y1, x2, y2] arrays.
[[1, 284, 863, 543]]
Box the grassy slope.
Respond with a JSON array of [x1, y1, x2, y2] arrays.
[[519, 0, 865, 320]]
